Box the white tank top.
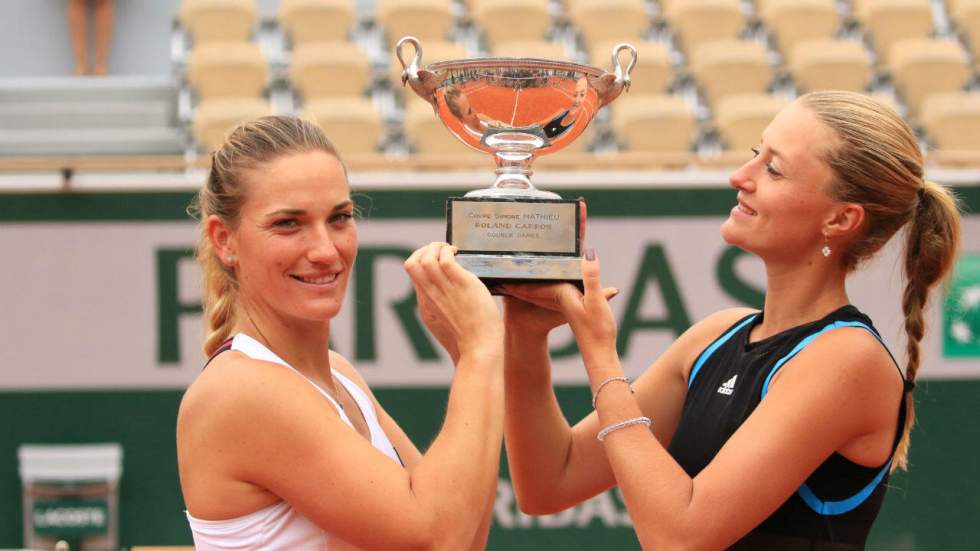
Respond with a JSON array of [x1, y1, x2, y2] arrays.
[[186, 333, 402, 550]]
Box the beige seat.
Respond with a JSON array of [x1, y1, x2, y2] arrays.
[[715, 93, 790, 151], [492, 40, 569, 60], [304, 97, 383, 154], [592, 40, 674, 94], [279, 0, 355, 45], [180, 0, 257, 43], [567, 0, 649, 47], [854, 0, 933, 65], [611, 94, 696, 153], [920, 92, 980, 153], [130, 548, 197, 551], [403, 100, 483, 156], [471, 0, 551, 47], [188, 41, 268, 100], [690, 40, 773, 106], [951, 0, 980, 61], [389, 40, 468, 92], [760, 0, 841, 56], [377, 0, 455, 45], [889, 38, 970, 115], [290, 42, 371, 100], [789, 39, 872, 92], [193, 98, 272, 151], [664, 0, 744, 54]]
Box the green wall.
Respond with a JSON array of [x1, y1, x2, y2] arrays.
[[1, 381, 977, 549]]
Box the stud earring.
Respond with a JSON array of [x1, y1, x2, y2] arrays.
[[821, 235, 831, 258], [227, 255, 236, 264]]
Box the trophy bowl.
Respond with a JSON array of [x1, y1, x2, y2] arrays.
[[397, 36, 637, 283], [398, 36, 636, 198]]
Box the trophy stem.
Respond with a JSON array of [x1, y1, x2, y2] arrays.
[[465, 133, 559, 199]]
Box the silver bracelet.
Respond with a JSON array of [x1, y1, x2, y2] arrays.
[[592, 376, 633, 409], [596, 416, 652, 442]]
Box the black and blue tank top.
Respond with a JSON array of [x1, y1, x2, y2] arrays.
[[667, 305, 907, 550]]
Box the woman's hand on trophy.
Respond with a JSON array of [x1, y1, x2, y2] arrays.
[[499, 283, 618, 336], [404, 242, 503, 364], [556, 249, 619, 365]]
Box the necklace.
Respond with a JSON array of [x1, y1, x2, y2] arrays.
[[241, 307, 345, 410]]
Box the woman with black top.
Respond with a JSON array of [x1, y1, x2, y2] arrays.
[[500, 91, 961, 549]]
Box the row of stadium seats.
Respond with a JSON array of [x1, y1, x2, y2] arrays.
[[177, 0, 980, 61], [178, 0, 980, 164]]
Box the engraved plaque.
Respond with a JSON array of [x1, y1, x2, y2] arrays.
[[448, 198, 578, 256]]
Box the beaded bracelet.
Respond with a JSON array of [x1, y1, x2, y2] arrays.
[[596, 416, 652, 442], [592, 376, 633, 409]]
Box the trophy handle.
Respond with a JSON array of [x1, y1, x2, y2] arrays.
[[593, 43, 637, 108], [396, 36, 441, 108]]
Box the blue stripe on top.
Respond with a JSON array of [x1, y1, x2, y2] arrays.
[[760, 320, 882, 399], [760, 319, 892, 516], [796, 461, 893, 516], [688, 314, 758, 389]]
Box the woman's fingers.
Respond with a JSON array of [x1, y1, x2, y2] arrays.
[[581, 248, 604, 303]]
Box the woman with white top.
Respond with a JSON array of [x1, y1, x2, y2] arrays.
[[177, 115, 504, 550]]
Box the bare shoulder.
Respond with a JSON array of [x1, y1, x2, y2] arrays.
[[797, 326, 901, 389], [178, 352, 332, 437], [769, 326, 903, 428]]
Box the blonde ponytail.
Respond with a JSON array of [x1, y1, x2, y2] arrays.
[[894, 180, 961, 470]]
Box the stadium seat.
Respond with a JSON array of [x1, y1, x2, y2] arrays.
[[471, 0, 552, 48], [377, 0, 455, 45], [192, 97, 272, 151], [715, 93, 790, 151], [760, 0, 841, 57], [788, 39, 872, 93], [179, 0, 257, 44], [403, 99, 482, 155], [690, 40, 773, 106], [951, 0, 980, 61], [889, 38, 970, 115], [920, 92, 980, 153], [664, 0, 744, 54], [567, 0, 650, 48], [591, 41, 674, 94], [304, 97, 383, 154], [279, 0, 355, 45], [290, 42, 371, 100], [492, 41, 569, 60], [187, 41, 267, 100], [611, 94, 697, 153], [854, 0, 934, 65], [389, 40, 468, 92]]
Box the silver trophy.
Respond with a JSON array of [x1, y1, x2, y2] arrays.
[[397, 36, 637, 284]]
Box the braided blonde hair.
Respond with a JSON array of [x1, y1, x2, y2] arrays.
[[187, 115, 342, 356], [801, 91, 961, 471]]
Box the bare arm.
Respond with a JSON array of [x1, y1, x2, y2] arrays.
[[178, 243, 504, 551], [502, 284, 751, 514], [557, 254, 903, 550]]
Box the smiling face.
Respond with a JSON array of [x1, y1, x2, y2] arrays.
[[213, 150, 356, 324], [720, 100, 843, 263]]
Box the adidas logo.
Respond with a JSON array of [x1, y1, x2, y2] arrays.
[[717, 375, 737, 395]]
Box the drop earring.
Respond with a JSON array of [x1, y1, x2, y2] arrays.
[[821, 235, 831, 258]]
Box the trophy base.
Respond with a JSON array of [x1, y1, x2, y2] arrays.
[[447, 196, 581, 286], [456, 253, 582, 283]]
